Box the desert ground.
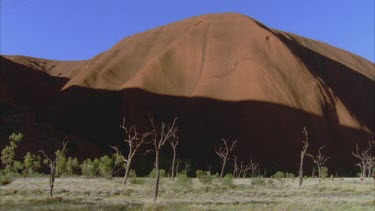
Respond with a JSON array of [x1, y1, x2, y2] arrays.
[[1, 176, 374, 210]]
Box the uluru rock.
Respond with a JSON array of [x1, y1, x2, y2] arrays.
[[1, 13, 374, 175]]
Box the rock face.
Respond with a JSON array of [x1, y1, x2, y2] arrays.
[[1, 13, 374, 174]]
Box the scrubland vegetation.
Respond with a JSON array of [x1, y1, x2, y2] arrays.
[[1, 119, 375, 210]]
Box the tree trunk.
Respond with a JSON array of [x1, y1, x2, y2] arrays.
[[171, 149, 176, 180], [220, 158, 227, 178], [49, 165, 55, 198], [299, 151, 305, 187], [153, 151, 160, 202], [362, 168, 365, 180], [360, 166, 364, 180], [175, 160, 180, 177], [368, 166, 373, 178], [312, 167, 315, 178], [122, 157, 132, 185], [318, 167, 321, 184]]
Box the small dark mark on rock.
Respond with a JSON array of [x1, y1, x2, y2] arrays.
[[194, 20, 203, 26]]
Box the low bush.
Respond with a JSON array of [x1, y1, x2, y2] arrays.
[[55, 149, 68, 176], [196, 170, 204, 178], [176, 172, 192, 186], [197, 171, 214, 185], [272, 171, 286, 184], [98, 155, 114, 178], [320, 167, 328, 179], [23, 152, 42, 175], [129, 169, 137, 178], [148, 169, 167, 178], [271, 171, 294, 178], [272, 171, 285, 178], [0, 175, 12, 186], [285, 172, 295, 178], [65, 157, 79, 175], [221, 174, 235, 188], [81, 158, 100, 177]]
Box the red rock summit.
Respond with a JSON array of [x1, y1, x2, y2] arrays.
[[1, 13, 374, 174]]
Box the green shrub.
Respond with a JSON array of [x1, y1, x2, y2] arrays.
[[320, 167, 328, 179], [285, 172, 295, 178], [129, 169, 137, 178], [148, 169, 156, 177], [272, 171, 285, 178], [0, 175, 12, 186], [12, 161, 23, 174], [81, 158, 99, 177], [1, 133, 23, 174], [197, 171, 214, 185], [196, 170, 204, 178], [272, 171, 286, 184], [271, 171, 294, 179], [55, 149, 67, 176], [149, 168, 167, 178], [80, 158, 91, 176], [23, 152, 42, 175], [111, 150, 126, 177], [212, 173, 219, 178], [221, 174, 235, 188], [176, 172, 192, 186], [65, 157, 79, 175], [98, 155, 114, 178], [79, 155, 116, 178]]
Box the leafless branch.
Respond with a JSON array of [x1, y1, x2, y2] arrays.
[[216, 139, 237, 178], [307, 145, 329, 184]]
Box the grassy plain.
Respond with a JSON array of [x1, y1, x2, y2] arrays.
[[0, 176, 374, 210]]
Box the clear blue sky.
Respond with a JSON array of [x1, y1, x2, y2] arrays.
[[1, 0, 374, 62]]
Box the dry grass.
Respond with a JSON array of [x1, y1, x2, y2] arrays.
[[0, 176, 374, 210]]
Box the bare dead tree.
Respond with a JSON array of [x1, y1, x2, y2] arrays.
[[352, 141, 374, 179], [238, 160, 246, 178], [307, 145, 330, 184], [39, 139, 69, 198], [249, 158, 259, 178], [114, 118, 152, 186], [183, 159, 191, 174], [299, 126, 309, 187], [110, 146, 126, 176], [239, 160, 252, 178], [365, 154, 375, 178], [311, 167, 316, 178], [175, 158, 182, 176], [232, 155, 239, 178], [169, 136, 179, 180], [149, 116, 178, 202], [215, 138, 237, 178], [365, 141, 375, 178]]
